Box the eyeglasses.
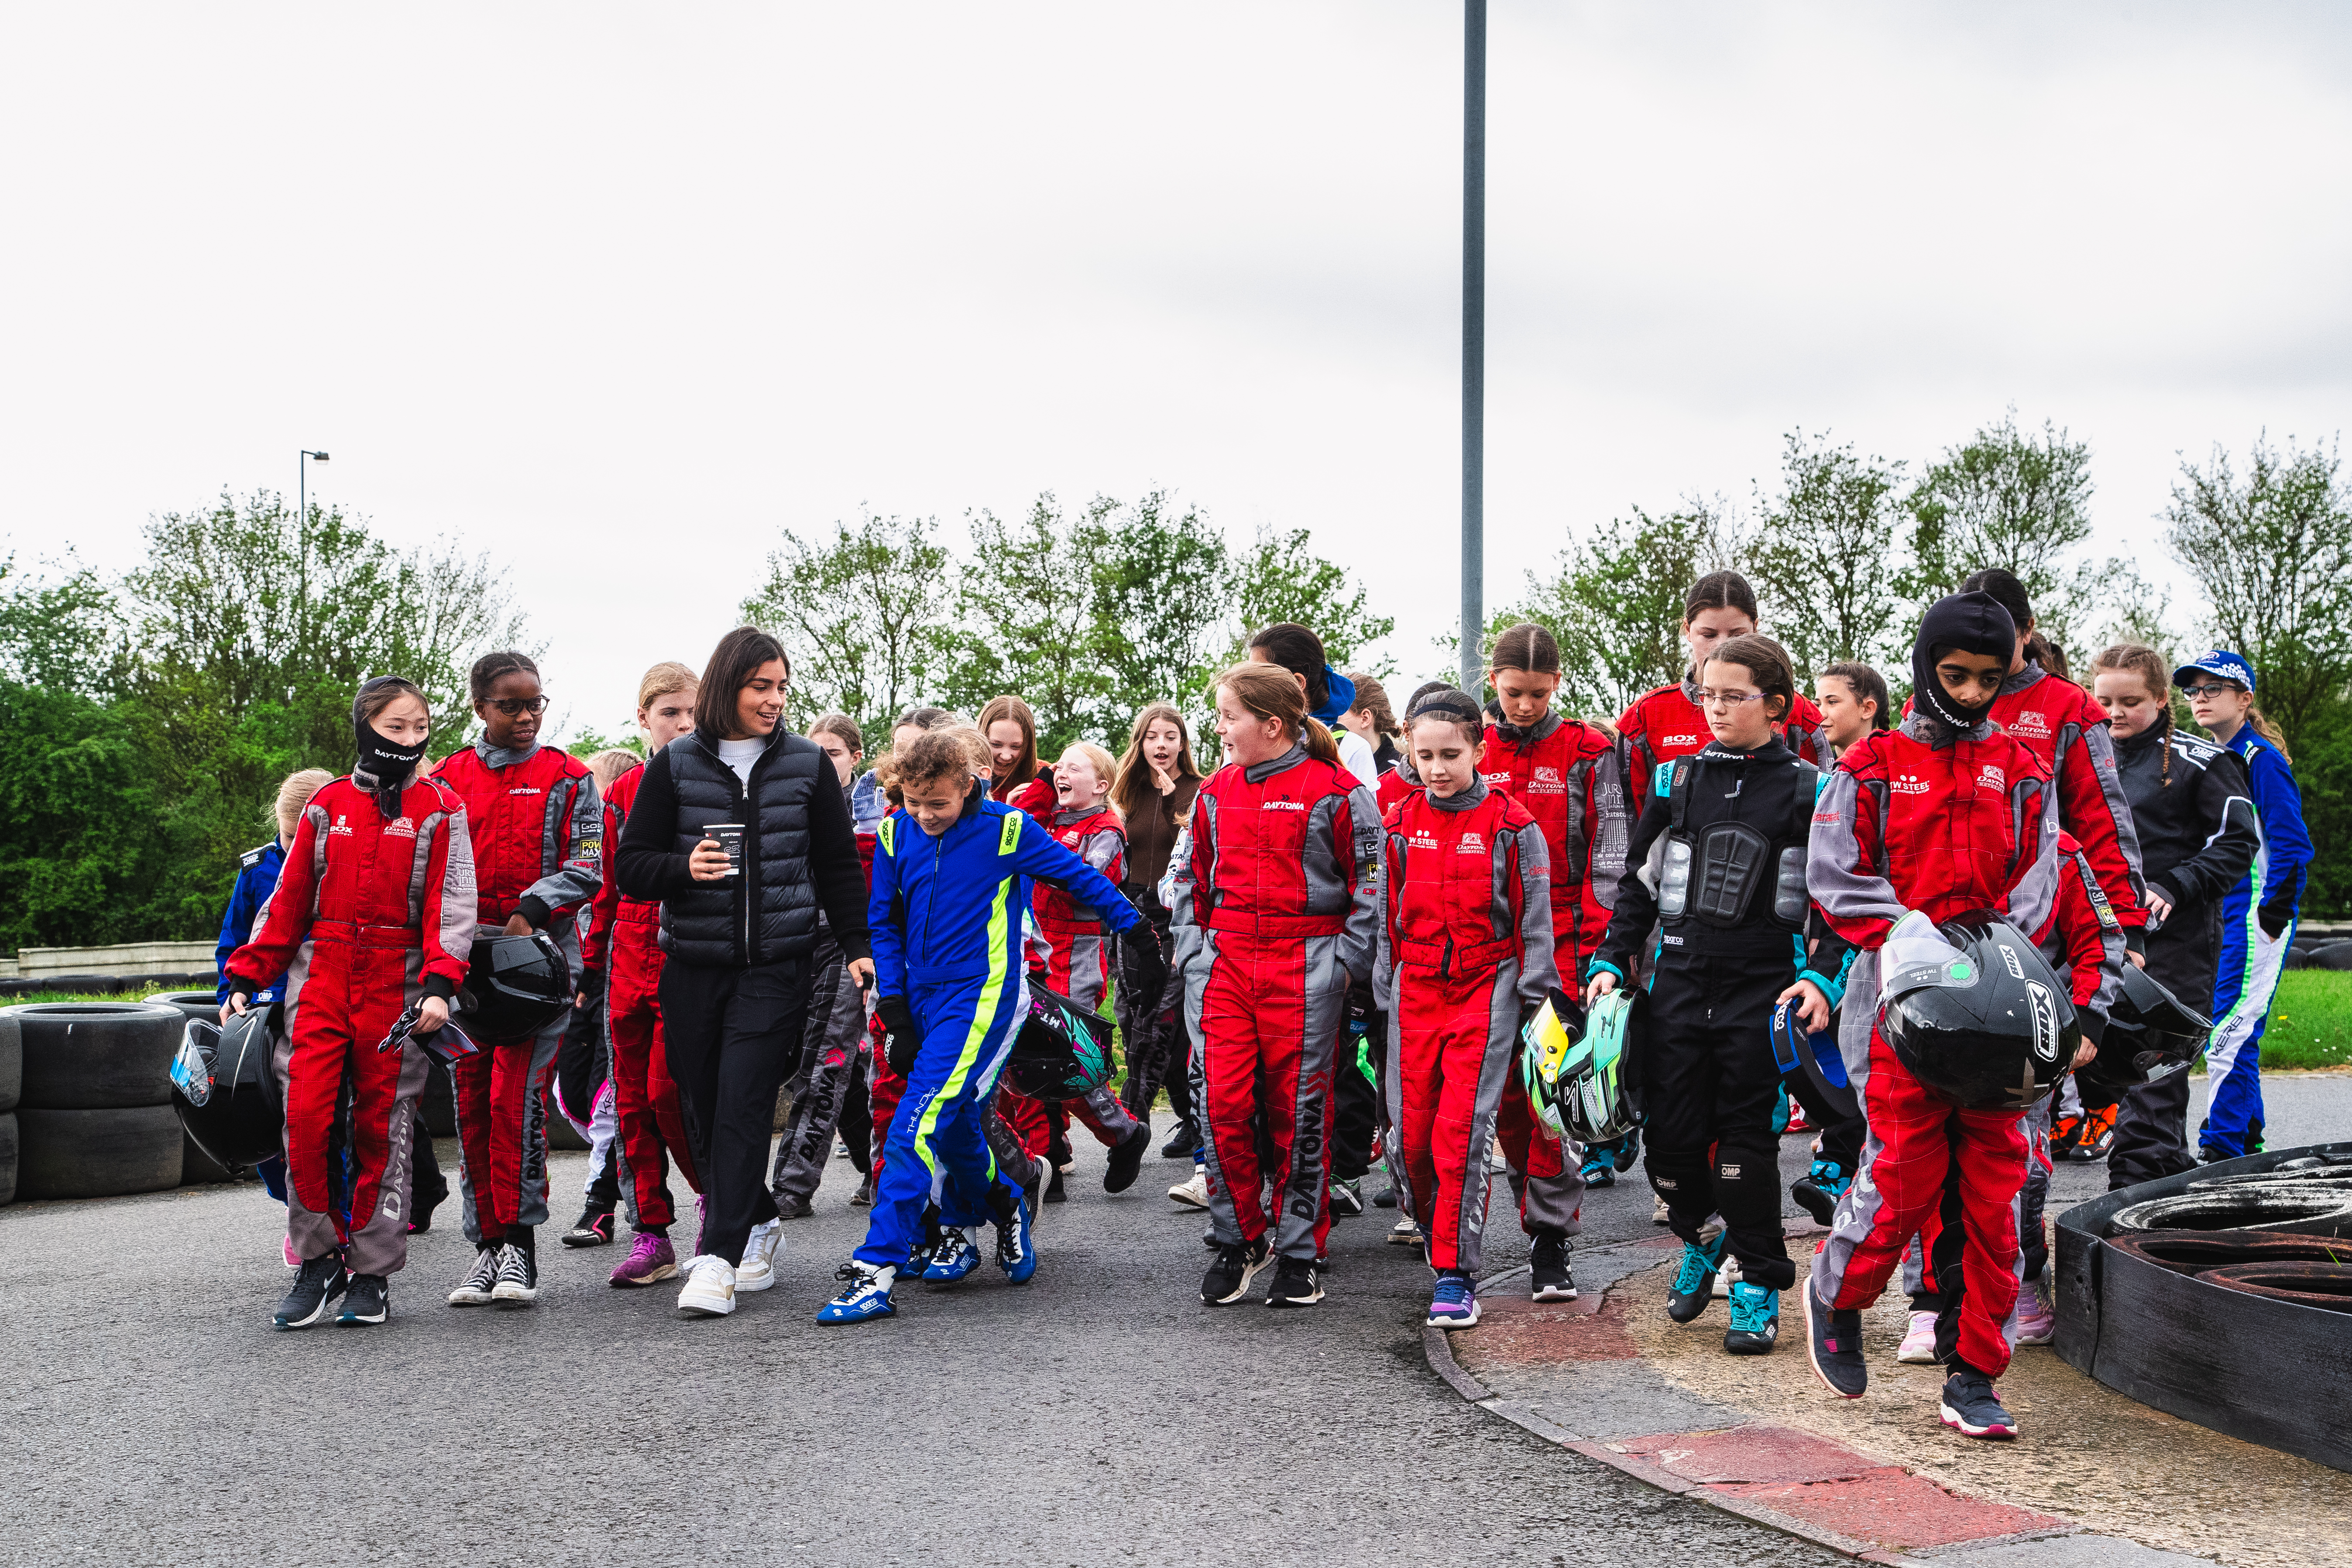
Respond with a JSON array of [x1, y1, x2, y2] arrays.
[[2179, 683, 2239, 701], [1693, 690, 1767, 708], [486, 697, 548, 717]]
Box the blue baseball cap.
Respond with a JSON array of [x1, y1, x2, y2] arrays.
[[2173, 649, 2255, 693]]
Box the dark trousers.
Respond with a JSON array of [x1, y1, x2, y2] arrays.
[[659, 958, 811, 1266], [1116, 890, 1184, 1120], [1641, 950, 1796, 1291], [1331, 1018, 1384, 1181], [2110, 1068, 2194, 1190]]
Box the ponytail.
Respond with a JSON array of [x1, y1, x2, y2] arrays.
[[2247, 705, 2292, 762], [1302, 717, 1342, 768]]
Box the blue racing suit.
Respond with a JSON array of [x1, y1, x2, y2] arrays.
[[2201, 728, 2311, 1159], [214, 841, 288, 1005], [855, 786, 1143, 1270]]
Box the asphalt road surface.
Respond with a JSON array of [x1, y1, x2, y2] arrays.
[[3, 1074, 2342, 1567]]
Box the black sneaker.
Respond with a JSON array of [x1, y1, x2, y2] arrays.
[[1804, 1283, 1868, 1399], [338, 1272, 390, 1326], [1328, 1177, 1365, 1218], [1160, 1120, 1200, 1160], [490, 1242, 539, 1308], [1264, 1256, 1324, 1309], [561, 1204, 616, 1248], [1104, 1123, 1151, 1194], [274, 1253, 349, 1330], [1044, 1167, 1067, 1204], [1530, 1232, 1578, 1302], [1790, 1161, 1851, 1227], [850, 1173, 876, 1206], [1373, 1184, 1398, 1209], [1201, 1237, 1272, 1305], [1939, 1370, 2018, 1438], [775, 1191, 813, 1219], [1666, 1233, 1728, 1323]]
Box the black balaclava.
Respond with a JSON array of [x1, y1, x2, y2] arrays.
[[353, 676, 428, 820], [1911, 592, 2018, 732]]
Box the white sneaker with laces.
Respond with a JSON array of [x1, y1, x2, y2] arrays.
[[737, 1219, 783, 1292], [1897, 1308, 1940, 1363], [1387, 1217, 1422, 1246], [678, 1255, 737, 1318], [1168, 1170, 1210, 1209], [448, 1247, 499, 1307]]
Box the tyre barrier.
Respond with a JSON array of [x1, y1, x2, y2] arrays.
[[148, 990, 225, 1026], [4, 1002, 185, 1201], [2308, 943, 2352, 973], [2056, 1141, 2352, 1473], [0, 1012, 19, 1113], [0, 1112, 16, 1205], [2202, 1262, 2352, 1314]]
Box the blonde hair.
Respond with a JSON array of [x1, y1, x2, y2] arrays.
[[2093, 643, 2177, 788], [272, 768, 334, 837], [2244, 706, 2291, 762], [1111, 703, 1203, 817], [1055, 742, 1118, 802], [637, 661, 698, 711], [586, 748, 641, 793], [1343, 671, 1398, 736], [1214, 662, 1342, 768]]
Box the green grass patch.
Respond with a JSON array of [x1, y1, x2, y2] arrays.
[[13, 989, 203, 1007], [2259, 971, 2352, 1070]]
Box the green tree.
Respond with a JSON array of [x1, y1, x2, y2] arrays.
[[1090, 491, 1232, 733], [1223, 524, 1395, 676], [1903, 410, 2103, 657], [741, 509, 955, 748], [2163, 434, 2352, 751], [1496, 499, 1737, 716], [1748, 431, 1910, 683], [0, 553, 130, 697], [943, 494, 1119, 754], [0, 679, 175, 950]]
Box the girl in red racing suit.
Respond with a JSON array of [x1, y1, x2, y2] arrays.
[[1802, 593, 2058, 1441], [227, 677, 477, 1330], [1377, 690, 1559, 1331], [1617, 570, 1829, 802], [1172, 663, 1380, 1311]]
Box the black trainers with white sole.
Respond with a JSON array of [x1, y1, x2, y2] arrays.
[[338, 1273, 390, 1325], [1201, 1237, 1271, 1305], [274, 1253, 350, 1330], [1264, 1256, 1324, 1308], [1529, 1232, 1578, 1302], [1804, 1283, 1868, 1398]]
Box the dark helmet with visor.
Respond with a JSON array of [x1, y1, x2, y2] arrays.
[[1877, 909, 2076, 1112], [1003, 980, 1117, 1101], [459, 930, 573, 1043], [2079, 961, 2209, 1097], [170, 1012, 285, 1168]]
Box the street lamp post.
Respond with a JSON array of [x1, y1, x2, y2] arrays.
[[299, 449, 328, 652], [1459, 0, 1486, 695]]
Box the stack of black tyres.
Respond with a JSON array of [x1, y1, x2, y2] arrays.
[[9, 1002, 186, 1199], [0, 1013, 20, 1203]]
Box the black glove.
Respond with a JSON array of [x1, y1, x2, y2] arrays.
[[577, 964, 606, 1001], [876, 995, 920, 1076], [2259, 896, 2295, 941]]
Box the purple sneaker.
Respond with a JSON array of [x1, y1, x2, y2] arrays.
[[610, 1233, 679, 1288], [1426, 1272, 1480, 1329]]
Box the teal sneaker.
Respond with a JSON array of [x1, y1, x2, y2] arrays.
[[1724, 1278, 1780, 1355], [1667, 1232, 1728, 1323], [1791, 1159, 1852, 1226]]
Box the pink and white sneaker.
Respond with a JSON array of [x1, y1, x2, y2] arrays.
[[1896, 1309, 1940, 1363], [2008, 1280, 2056, 1346], [282, 1236, 301, 1270]]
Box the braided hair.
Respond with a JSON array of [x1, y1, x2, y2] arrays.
[[469, 650, 540, 704]]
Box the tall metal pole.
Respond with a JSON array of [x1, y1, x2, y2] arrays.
[[1459, 0, 1486, 695]]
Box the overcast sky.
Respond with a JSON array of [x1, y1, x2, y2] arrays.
[[4, 3, 2347, 741]]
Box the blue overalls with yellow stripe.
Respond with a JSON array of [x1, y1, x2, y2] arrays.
[[855, 786, 1140, 1269]]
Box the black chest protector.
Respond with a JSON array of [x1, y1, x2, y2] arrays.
[[1654, 754, 1816, 931]]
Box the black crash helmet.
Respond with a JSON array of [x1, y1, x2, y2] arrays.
[[459, 931, 572, 1043], [1002, 980, 1116, 1101], [1877, 909, 2077, 1112], [2080, 962, 2210, 1096], [170, 1013, 284, 1168]]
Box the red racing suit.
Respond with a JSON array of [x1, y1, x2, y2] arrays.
[[1985, 662, 2146, 939], [432, 740, 604, 1247], [227, 773, 477, 1276], [1479, 713, 1629, 1233], [1002, 804, 1143, 1157], [1373, 779, 1557, 1271], [581, 760, 699, 1232], [1619, 677, 1827, 806], [1805, 711, 2057, 1378], [1171, 743, 1380, 1263]]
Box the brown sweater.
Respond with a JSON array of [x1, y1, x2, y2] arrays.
[[1120, 773, 1202, 891]]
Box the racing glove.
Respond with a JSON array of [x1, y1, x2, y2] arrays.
[[877, 995, 920, 1076]]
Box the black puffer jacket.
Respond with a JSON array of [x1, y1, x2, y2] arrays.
[[2112, 714, 2257, 1007], [614, 729, 870, 969]]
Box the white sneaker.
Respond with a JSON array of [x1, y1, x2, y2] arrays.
[[737, 1219, 782, 1292], [677, 1256, 737, 1318], [1387, 1217, 1422, 1246], [1168, 1170, 1210, 1209], [1897, 1308, 1939, 1363]]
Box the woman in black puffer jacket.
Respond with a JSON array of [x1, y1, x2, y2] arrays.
[[617, 627, 872, 1318]]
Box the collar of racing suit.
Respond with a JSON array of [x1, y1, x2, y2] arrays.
[[1899, 708, 1998, 752], [474, 736, 544, 771], [2000, 659, 2048, 699], [1052, 804, 1109, 827], [1423, 774, 1490, 812], [1242, 742, 1308, 785], [1490, 709, 1563, 747], [1692, 735, 1791, 767]]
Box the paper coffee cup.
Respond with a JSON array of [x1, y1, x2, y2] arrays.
[[707, 823, 745, 879]]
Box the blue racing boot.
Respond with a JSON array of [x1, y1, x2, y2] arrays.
[[816, 1262, 896, 1325], [1579, 1146, 1616, 1188], [992, 1187, 1038, 1284], [1666, 1232, 1728, 1323], [1724, 1279, 1779, 1355], [1791, 1159, 1852, 1226], [921, 1227, 982, 1285]]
